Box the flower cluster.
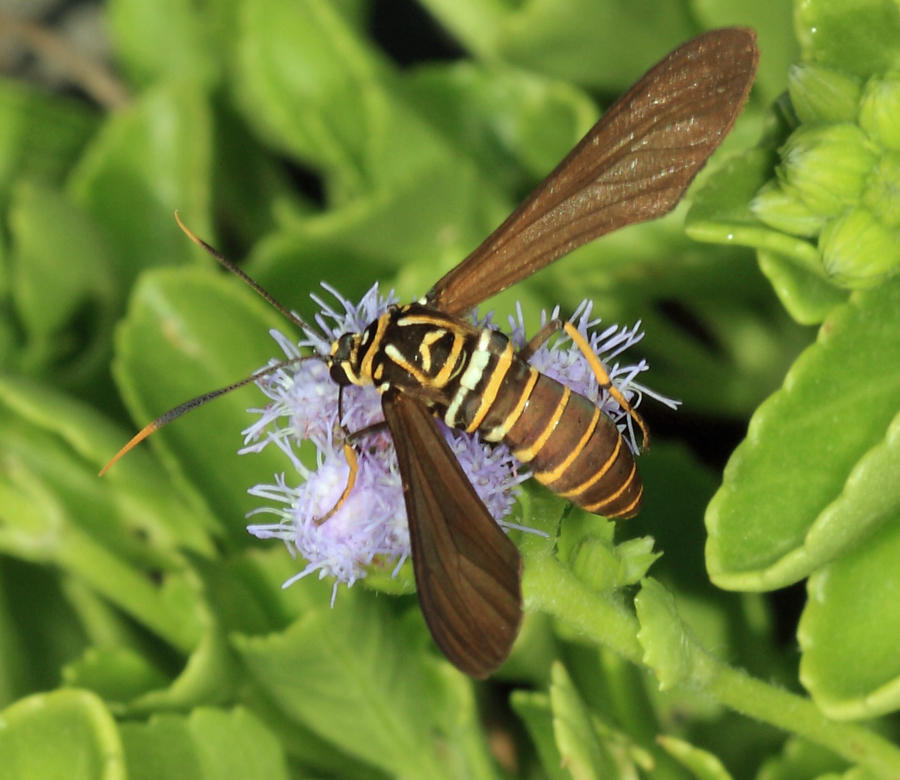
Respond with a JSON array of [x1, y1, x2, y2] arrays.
[[751, 63, 900, 288], [241, 284, 676, 596]]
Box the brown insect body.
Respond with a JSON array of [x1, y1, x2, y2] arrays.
[[105, 29, 759, 679], [330, 302, 642, 519]]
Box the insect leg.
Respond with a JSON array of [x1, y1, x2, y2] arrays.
[[519, 317, 650, 449], [518, 319, 563, 361], [346, 421, 390, 445], [562, 321, 650, 451], [313, 385, 360, 524], [316, 389, 391, 524], [315, 441, 359, 525]]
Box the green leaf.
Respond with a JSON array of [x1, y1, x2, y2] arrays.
[[188, 551, 297, 636], [0, 375, 211, 650], [510, 691, 569, 780], [0, 560, 90, 706], [9, 181, 117, 341], [795, 0, 900, 79], [634, 579, 693, 691], [68, 83, 213, 286], [686, 150, 819, 265], [0, 688, 126, 780], [62, 646, 169, 705], [107, 0, 219, 88], [757, 250, 848, 326], [403, 61, 598, 186], [549, 662, 613, 780], [657, 735, 733, 780], [422, 0, 793, 102], [122, 712, 205, 779], [243, 61, 605, 303], [233, 591, 455, 778], [111, 267, 289, 537], [415, 660, 506, 780], [186, 708, 289, 779], [798, 494, 900, 719], [787, 64, 862, 125], [7, 182, 119, 396], [234, 0, 440, 198], [420, 0, 696, 90], [246, 160, 506, 312], [128, 623, 238, 714], [560, 510, 659, 592], [0, 77, 97, 204], [120, 707, 288, 780], [208, 105, 314, 250], [234, 547, 354, 625], [685, 148, 857, 325], [757, 737, 849, 779], [706, 277, 900, 590], [233, 0, 377, 172]]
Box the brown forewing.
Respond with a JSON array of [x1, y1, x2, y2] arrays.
[[427, 27, 759, 315], [381, 389, 523, 677]]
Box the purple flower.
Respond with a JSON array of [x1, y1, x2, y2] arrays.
[[242, 284, 676, 592]]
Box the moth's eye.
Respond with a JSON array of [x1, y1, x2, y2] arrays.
[[329, 363, 350, 385]]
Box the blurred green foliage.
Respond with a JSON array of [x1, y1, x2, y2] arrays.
[[1, 0, 899, 778]]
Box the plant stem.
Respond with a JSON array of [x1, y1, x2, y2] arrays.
[[523, 551, 643, 665], [526, 557, 900, 777], [691, 650, 900, 777]]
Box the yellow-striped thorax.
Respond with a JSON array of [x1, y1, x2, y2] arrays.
[[328, 302, 485, 400]]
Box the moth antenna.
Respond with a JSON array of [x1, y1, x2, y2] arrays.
[[174, 210, 313, 333], [100, 356, 318, 476]]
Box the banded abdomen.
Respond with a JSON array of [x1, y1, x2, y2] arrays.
[[440, 326, 643, 520]]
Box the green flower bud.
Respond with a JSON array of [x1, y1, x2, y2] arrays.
[[820, 207, 900, 288], [779, 124, 877, 217], [751, 179, 826, 236], [859, 75, 900, 150], [788, 63, 861, 124], [862, 152, 900, 229]]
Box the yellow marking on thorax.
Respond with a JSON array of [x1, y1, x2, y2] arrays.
[[418, 329, 446, 374], [383, 343, 429, 385], [432, 331, 465, 387], [359, 315, 390, 381], [513, 385, 571, 463], [396, 313, 454, 328]]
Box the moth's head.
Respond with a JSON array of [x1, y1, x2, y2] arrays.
[[329, 332, 363, 385]]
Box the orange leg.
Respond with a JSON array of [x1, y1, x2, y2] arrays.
[[519, 317, 649, 451], [317, 387, 389, 523], [561, 321, 650, 451], [316, 442, 359, 525]]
